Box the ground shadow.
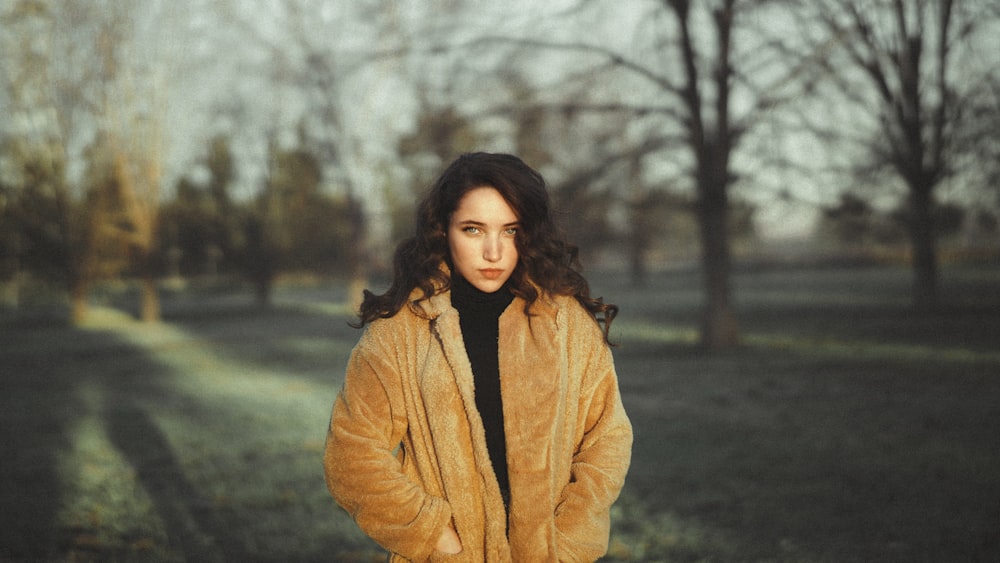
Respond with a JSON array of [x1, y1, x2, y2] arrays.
[[1, 308, 256, 561], [1, 312, 91, 560], [106, 405, 251, 562]]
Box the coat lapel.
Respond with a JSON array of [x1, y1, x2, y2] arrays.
[[424, 297, 511, 558], [499, 298, 567, 559]]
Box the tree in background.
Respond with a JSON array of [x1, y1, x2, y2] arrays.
[[224, 0, 380, 308], [159, 136, 239, 281], [1, 0, 185, 323], [95, 0, 182, 322], [78, 134, 134, 287], [819, 192, 973, 258], [397, 100, 482, 249], [246, 132, 363, 305], [954, 60, 1000, 232], [161, 177, 219, 279], [666, 0, 742, 347], [398, 101, 481, 189], [248, 136, 320, 306], [654, 0, 813, 348], [0, 139, 76, 308], [204, 135, 238, 273], [547, 0, 792, 348], [451, 1, 802, 348], [1, 0, 106, 322], [803, 0, 999, 310]]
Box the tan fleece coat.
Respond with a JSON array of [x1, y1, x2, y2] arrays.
[[324, 284, 632, 562]]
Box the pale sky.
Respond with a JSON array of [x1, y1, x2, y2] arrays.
[[4, 0, 997, 243]]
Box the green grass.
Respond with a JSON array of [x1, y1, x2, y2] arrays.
[[596, 264, 1000, 562], [2, 265, 999, 561]]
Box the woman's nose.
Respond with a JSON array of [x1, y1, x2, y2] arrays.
[[483, 236, 502, 262]]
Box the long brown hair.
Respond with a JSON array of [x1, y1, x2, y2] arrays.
[[355, 152, 618, 343]]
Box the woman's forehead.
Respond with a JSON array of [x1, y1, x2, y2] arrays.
[[451, 187, 519, 223]]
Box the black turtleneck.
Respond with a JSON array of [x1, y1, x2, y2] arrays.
[[450, 274, 515, 507]]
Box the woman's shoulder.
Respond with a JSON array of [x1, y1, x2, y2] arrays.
[[355, 304, 429, 348], [542, 293, 605, 333]]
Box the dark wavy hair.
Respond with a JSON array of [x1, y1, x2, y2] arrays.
[[355, 152, 617, 343]]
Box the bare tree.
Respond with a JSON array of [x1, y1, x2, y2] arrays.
[[955, 53, 1000, 221], [433, 1, 813, 349], [663, 0, 744, 347], [803, 0, 998, 310], [651, 0, 826, 347], [222, 0, 395, 308]]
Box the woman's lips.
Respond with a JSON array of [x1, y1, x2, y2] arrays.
[[479, 269, 505, 280]]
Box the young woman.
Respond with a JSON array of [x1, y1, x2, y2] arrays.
[[324, 152, 632, 561]]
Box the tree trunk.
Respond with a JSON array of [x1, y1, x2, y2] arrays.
[[628, 201, 649, 289], [70, 277, 90, 325], [140, 273, 160, 323], [628, 156, 649, 289], [697, 179, 740, 349], [629, 238, 648, 289], [909, 183, 938, 312], [137, 248, 161, 323]]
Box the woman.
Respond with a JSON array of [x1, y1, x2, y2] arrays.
[[324, 152, 632, 561]]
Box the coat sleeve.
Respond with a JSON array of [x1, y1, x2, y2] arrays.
[[554, 314, 633, 562], [323, 327, 451, 561]]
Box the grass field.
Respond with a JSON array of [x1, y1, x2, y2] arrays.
[[2, 264, 999, 562]]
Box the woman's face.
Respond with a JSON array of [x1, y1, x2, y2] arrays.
[[447, 186, 520, 293]]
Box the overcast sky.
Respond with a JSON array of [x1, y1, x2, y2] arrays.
[[4, 0, 998, 241]]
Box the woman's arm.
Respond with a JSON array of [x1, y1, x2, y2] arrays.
[[324, 330, 452, 561], [554, 322, 634, 561]]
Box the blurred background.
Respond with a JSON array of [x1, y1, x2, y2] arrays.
[[2, 1, 1000, 561], [2, 0, 997, 337]]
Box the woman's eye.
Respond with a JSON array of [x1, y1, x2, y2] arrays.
[[504, 227, 518, 236], [463, 226, 480, 234]]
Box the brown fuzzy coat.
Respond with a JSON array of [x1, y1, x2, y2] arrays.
[[324, 285, 632, 562]]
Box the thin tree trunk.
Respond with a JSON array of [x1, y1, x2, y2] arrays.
[[628, 157, 649, 289], [630, 239, 648, 289], [70, 277, 90, 325], [245, 216, 273, 308], [909, 183, 938, 311], [697, 179, 740, 349], [140, 272, 160, 323], [628, 200, 650, 289]]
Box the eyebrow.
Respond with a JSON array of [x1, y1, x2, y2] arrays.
[[456, 219, 521, 227]]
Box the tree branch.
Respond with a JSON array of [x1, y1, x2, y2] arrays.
[[436, 34, 683, 96]]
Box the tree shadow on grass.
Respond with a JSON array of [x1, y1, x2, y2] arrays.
[[106, 405, 250, 562], [0, 380, 73, 560], [159, 300, 360, 387], [0, 312, 90, 560], [0, 308, 262, 561]]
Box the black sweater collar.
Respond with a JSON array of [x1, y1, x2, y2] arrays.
[[450, 274, 514, 313]]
